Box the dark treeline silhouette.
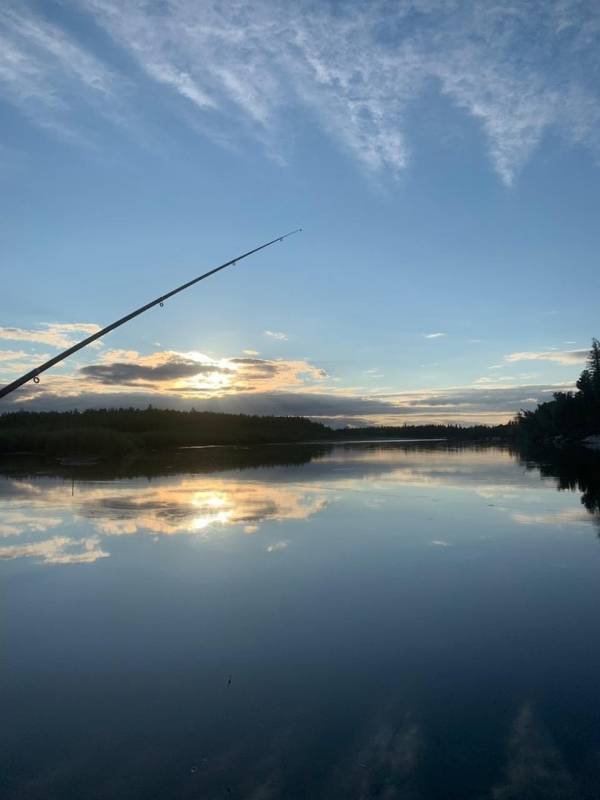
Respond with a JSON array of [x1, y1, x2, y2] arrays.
[[517, 339, 600, 445], [0, 406, 516, 457], [334, 422, 515, 441], [0, 408, 329, 456]]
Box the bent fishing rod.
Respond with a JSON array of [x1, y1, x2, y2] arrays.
[[0, 229, 302, 400]]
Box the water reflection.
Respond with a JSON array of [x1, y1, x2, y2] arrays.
[[518, 445, 600, 520], [0, 477, 329, 562], [3, 443, 600, 799], [491, 704, 576, 800], [1, 442, 599, 565]]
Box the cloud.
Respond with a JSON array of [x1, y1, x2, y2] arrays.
[[0, 4, 117, 141], [364, 368, 384, 380], [81, 357, 229, 386], [229, 357, 277, 372], [0, 347, 328, 402], [0, 338, 582, 425], [0, 350, 28, 362], [504, 349, 588, 365], [2, 1, 599, 182], [0, 322, 101, 349], [0, 344, 576, 427], [264, 330, 288, 341], [80, 351, 326, 391], [0, 534, 109, 564], [424, 332, 446, 339]]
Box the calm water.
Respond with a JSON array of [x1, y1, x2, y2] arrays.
[[2, 442, 600, 799]]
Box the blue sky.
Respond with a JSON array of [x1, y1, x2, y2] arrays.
[[1, 0, 599, 425]]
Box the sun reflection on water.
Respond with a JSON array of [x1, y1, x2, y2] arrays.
[[1, 444, 597, 564]]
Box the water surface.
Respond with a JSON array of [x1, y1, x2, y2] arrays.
[[2, 442, 600, 799]]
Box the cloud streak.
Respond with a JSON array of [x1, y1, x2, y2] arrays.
[[0, 4, 118, 142], [2, 1, 599, 182], [504, 349, 588, 365], [0, 322, 101, 349]]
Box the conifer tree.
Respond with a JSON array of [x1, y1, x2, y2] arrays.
[[587, 338, 600, 394], [577, 339, 600, 400]]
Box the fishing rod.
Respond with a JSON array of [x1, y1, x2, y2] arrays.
[[0, 229, 302, 401]]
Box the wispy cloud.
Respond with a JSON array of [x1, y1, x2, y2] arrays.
[[0, 4, 118, 141], [424, 332, 446, 339], [504, 349, 588, 365], [0, 350, 53, 375], [264, 330, 288, 341], [0, 350, 28, 362], [2, 1, 600, 182], [0, 322, 101, 349]]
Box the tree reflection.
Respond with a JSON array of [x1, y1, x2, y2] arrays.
[[516, 445, 600, 529]]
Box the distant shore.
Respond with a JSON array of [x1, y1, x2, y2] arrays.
[[0, 408, 514, 458]]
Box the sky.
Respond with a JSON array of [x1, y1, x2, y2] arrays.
[[1, 0, 600, 426]]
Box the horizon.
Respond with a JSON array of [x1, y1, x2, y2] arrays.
[[0, 404, 514, 431], [2, 1, 600, 426]]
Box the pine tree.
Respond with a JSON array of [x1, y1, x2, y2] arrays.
[[576, 368, 593, 396], [587, 338, 600, 394]]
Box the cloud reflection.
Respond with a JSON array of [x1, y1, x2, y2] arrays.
[[0, 474, 329, 563], [0, 444, 597, 565], [491, 704, 575, 799], [0, 535, 108, 564]]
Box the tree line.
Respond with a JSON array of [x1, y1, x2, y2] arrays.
[[0, 407, 514, 457], [517, 339, 600, 445]]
